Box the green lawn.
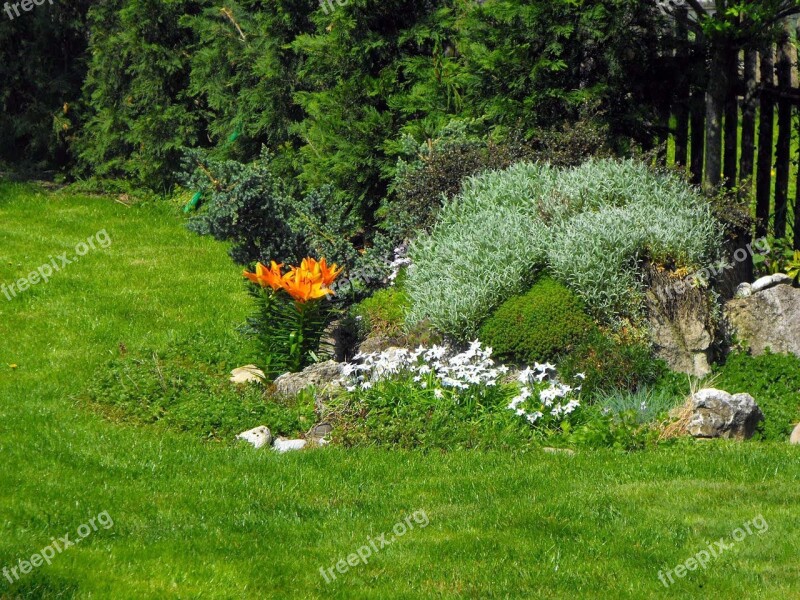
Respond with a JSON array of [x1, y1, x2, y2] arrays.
[[1, 182, 799, 599]]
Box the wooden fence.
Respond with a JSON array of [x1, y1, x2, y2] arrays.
[[660, 16, 800, 250]]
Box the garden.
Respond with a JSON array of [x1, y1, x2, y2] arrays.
[[3, 1, 800, 598]]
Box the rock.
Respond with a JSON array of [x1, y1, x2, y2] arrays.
[[725, 282, 800, 356], [230, 364, 265, 385], [683, 389, 763, 440], [750, 273, 790, 293], [734, 282, 753, 298], [272, 438, 307, 453], [236, 426, 272, 449], [273, 361, 344, 405], [791, 423, 800, 445], [646, 270, 715, 377], [306, 422, 332, 441]]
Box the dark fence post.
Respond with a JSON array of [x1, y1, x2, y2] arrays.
[[755, 45, 775, 239], [739, 49, 758, 193], [674, 7, 690, 168], [774, 24, 792, 239], [723, 48, 739, 188]]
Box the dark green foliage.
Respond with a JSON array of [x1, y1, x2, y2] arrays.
[[557, 331, 664, 397], [85, 334, 316, 440], [479, 278, 596, 365], [182, 148, 302, 265], [459, 0, 671, 146], [77, 0, 202, 189], [0, 0, 92, 169], [182, 148, 367, 269], [713, 351, 800, 442]]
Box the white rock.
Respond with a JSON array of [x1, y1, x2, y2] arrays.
[[751, 275, 775, 292], [791, 423, 800, 445], [272, 438, 307, 453], [230, 364, 265, 385], [236, 426, 272, 449], [751, 273, 790, 294]]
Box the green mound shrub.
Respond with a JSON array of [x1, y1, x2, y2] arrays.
[[479, 277, 596, 365], [407, 159, 722, 339], [712, 351, 800, 441]]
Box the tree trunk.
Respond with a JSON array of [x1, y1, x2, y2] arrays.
[[755, 46, 774, 239]]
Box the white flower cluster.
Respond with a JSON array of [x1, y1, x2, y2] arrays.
[[508, 364, 584, 425], [387, 244, 412, 285], [342, 341, 509, 392]]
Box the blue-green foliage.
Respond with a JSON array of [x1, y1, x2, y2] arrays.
[[407, 159, 723, 339]]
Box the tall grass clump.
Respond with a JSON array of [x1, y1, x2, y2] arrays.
[[407, 159, 723, 339]]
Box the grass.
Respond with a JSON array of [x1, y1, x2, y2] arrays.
[[1, 181, 800, 598]]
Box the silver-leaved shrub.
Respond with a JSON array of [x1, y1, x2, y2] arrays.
[[407, 159, 722, 339]]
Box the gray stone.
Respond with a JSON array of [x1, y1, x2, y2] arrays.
[[273, 361, 344, 398], [684, 389, 763, 440], [229, 364, 265, 385], [306, 422, 333, 445], [725, 282, 800, 356], [646, 274, 714, 378], [236, 426, 272, 449], [790, 423, 800, 445]]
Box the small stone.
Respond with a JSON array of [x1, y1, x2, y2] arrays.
[[230, 364, 265, 385], [272, 438, 307, 453], [734, 282, 752, 298], [790, 423, 800, 445], [307, 422, 332, 438], [236, 426, 272, 449]]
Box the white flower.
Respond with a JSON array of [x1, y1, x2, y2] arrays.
[[433, 389, 444, 399]]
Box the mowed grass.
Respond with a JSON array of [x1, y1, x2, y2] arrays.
[[1, 181, 799, 599]]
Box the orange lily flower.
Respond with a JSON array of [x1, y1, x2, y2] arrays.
[[317, 257, 343, 286], [282, 268, 334, 302], [243, 261, 284, 291]]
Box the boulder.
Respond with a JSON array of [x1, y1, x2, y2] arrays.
[[645, 269, 715, 377], [682, 389, 763, 440], [725, 279, 800, 356], [236, 426, 272, 449], [230, 364, 265, 385]]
